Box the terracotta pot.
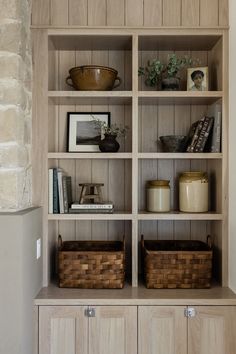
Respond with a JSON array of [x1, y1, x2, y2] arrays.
[[99, 134, 120, 152], [66, 65, 122, 91]]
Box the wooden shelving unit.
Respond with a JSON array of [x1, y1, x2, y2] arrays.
[[32, 27, 228, 291]]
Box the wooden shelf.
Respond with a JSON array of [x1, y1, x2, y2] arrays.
[[138, 211, 223, 220], [138, 153, 222, 159], [138, 91, 223, 105], [48, 152, 132, 159], [48, 212, 133, 220], [48, 91, 132, 105]]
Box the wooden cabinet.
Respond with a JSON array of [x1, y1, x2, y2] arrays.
[[39, 306, 137, 354]]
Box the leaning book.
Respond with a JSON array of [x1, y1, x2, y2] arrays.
[[71, 202, 114, 210]]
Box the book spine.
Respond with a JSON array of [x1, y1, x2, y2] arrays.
[[194, 117, 214, 152], [66, 177, 72, 208], [71, 204, 113, 209], [62, 176, 68, 213], [211, 111, 221, 153], [53, 168, 59, 214], [186, 117, 205, 152], [69, 208, 114, 214], [57, 170, 64, 214], [48, 169, 53, 214]]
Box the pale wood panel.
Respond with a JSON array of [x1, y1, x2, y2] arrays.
[[190, 221, 208, 242], [88, 0, 106, 26], [188, 307, 236, 354], [51, 0, 69, 25], [124, 105, 132, 152], [108, 51, 125, 90], [143, 0, 162, 27], [59, 51, 76, 91], [163, 0, 181, 27], [138, 306, 187, 354], [219, 0, 229, 26], [89, 306, 137, 354], [140, 105, 158, 152], [208, 38, 223, 91], [124, 51, 132, 90], [69, 0, 88, 26], [107, 0, 125, 26], [200, 0, 219, 27], [125, 0, 143, 26], [158, 220, 174, 240], [39, 306, 88, 354], [32, 0, 50, 25], [76, 220, 92, 240], [125, 159, 132, 211], [182, 0, 200, 27]]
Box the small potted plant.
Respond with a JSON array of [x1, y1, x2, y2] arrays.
[[139, 54, 195, 91], [93, 117, 128, 152]]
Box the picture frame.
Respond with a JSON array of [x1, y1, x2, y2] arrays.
[[187, 66, 209, 91], [67, 112, 110, 152]]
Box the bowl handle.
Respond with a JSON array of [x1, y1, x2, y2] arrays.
[[113, 76, 122, 89], [66, 76, 74, 88]]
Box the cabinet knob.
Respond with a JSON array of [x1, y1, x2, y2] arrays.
[[184, 307, 196, 318], [85, 307, 96, 317]]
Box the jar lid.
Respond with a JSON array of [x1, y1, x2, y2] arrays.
[[147, 180, 170, 187], [180, 171, 208, 181]]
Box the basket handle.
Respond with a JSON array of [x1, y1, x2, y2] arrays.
[[58, 235, 63, 249], [207, 235, 213, 249]]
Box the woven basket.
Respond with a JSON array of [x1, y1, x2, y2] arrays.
[[58, 235, 125, 289], [141, 235, 213, 289]]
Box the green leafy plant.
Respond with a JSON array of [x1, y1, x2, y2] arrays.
[[139, 54, 195, 87], [92, 116, 128, 138]]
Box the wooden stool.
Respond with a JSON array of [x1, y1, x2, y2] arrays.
[[79, 183, 104, 204]]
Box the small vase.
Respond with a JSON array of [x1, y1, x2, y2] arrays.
[[161, 77, 180, 91], [99, 133, 120, 152]]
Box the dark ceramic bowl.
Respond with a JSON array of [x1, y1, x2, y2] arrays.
[[159, 135, 187, 152]]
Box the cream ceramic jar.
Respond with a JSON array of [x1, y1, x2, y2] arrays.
[[146, 180, 170, 212], [179, 172, 208, 212]]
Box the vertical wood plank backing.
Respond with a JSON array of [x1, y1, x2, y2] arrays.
[[208, 38, 223, 91], [88, 0, 106, 26], [125, 0, 143, 26], [107, 0, 125, 26], [181, 0, 200, 27], [32, 0, 50, 25], [51, 0, 69, 25], [163, 0, 181, 26], [69, 0, 88, 25], [200, 0, 219, 27], [125, 159, 132, 211], [141, 105, 158, 152], [108, 51, 125, 91], [76, 221, 92, 241], [59, 51, 76, 91], [219, 0, 229, 26], [124, 51, 132, 90], [143, 0, 162, 27]]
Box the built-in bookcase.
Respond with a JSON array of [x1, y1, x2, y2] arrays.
[[32, 27, 228, 289]]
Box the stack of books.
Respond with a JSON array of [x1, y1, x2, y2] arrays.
[[48, 168, 72, 214], [69, 202, 114, 214]]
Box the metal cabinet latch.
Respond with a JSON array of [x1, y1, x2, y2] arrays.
[[85, 307, 96, 317], [184, 307, 196, 318]]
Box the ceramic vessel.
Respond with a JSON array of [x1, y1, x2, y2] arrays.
[[146, 180, 170, 212], [66, 65, 121, 91], [99, 134, 120, 152], [161, 77, 180, 91], [159, 135, 187, 152]]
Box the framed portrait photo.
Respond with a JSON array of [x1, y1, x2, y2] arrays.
[[187, 67, 209, 91], [67, 112, 110, 152]]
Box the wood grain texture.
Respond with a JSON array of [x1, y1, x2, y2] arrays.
[[51, 0, 68, 25], [88, 0, 106, 26], [182, 0, 200, 27], [200, 0, 219, 26], [107, 0, 125, 26], [32, 0, 50, 25], [143, 0, 162, 27], [125, 0, 143, 26], [69, 0, 88, 25], [219, 0, 229, 26], [163, 0, 181, 26]]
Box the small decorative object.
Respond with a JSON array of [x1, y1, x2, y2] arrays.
[[146, 180, 170, 212], [66, 65, 121, 91], [67, 112, 110, 152], [92, 116, 128, 153], [79, 183, 104, 204], [58, 235, 125, 288], [138, 54, 195, 91], [187, 66, 208, 91], [159, 135, 187, 152], [141, 235, 213, 289], [179, 171, 209, 212]]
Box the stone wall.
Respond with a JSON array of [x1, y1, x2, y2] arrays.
[[0, 0, 32, 210]]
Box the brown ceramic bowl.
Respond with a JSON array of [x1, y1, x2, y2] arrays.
[[66, 65, 122, 91]]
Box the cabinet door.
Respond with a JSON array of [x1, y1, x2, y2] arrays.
[[138, 306, 187, 354], [188, 306, 236, 354], [89, 306, 137, 354], [39, 306, 88, 354]]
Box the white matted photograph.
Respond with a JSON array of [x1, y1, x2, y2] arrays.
[[67, 112, 110, 152], [187, 67, 209, 91]]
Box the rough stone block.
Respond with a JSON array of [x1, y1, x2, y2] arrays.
[[0, 0, 21, 20], [0, 20, 23, 54], [0, 144, 29, 168], [0, 53, 25, 80], [0, 106, 24, 143], [0, 80, 28, 108]]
